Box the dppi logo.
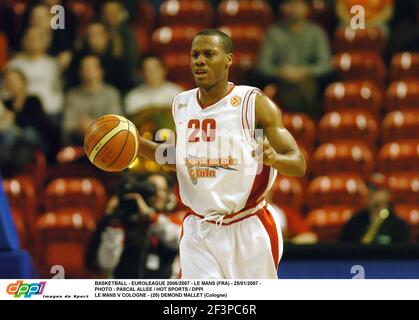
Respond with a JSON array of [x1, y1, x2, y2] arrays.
[[6, 280, 46, 298]]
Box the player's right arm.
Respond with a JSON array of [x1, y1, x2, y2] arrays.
[[138, 135, 177, 172], [137, 94, 182, 172]]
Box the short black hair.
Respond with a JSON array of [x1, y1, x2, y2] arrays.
[[193, 29, 233, 54]]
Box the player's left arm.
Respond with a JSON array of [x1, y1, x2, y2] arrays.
[[254, 93, 306, 177]]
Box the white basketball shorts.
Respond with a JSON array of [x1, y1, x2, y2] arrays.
[[179, 201, 283, 279]]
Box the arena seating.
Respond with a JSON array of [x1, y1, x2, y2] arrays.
[[312, 142, 375, 177], [159, 0, 214, 28], [381, 110, 419, 142], [318, 110, 379, 149], [306, 175, 368, 211], [283, 113, 316, 153], [323, 81, 383, 116], [390, 52, 419, 81], [333, 52, 386, 88], [44, 178, 107, 221], [35, 208, 96, 277], [377, 141, 419, 175], [270, 176, 305, 212], [333, 27, 386, 54], [3, 177, 37, 237], [385, 80, 419, 112], [306, 206, 355, 242], [217, 0, 273, 30]]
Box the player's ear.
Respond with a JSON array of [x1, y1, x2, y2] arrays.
[[226, 53, 233, 69]]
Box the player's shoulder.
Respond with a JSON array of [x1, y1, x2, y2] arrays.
[[234, 85, 263, 95], [234, 84, 261, 93], [172, 87, 199, 105]]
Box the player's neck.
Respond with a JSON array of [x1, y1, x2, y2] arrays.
[[198, 80, 232, 107]]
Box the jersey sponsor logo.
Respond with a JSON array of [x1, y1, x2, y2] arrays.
[[178, 103, 188, 109], [185, 156, 239, 184], [230, 95, 242, 107]]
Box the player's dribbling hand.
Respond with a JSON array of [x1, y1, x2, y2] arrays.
[[252, 137, 278, 167]]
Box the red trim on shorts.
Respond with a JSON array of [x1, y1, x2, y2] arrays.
[[189, 211, 259, 226], [196, 84, 236, 109], [257, 207, 279, 271], [186, 198, 266, 225]]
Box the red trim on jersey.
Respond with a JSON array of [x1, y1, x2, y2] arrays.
[[245, 164, 271, 208], [172, 94, 178, 121], [196, 84, 236, 109], [178, 225, 184, 279], [241, 89, 252, 138], [246, 89, 262, 136], [257, 207, 279, 270], [241, 88, 262, 142], [244, 89, 253, 134]]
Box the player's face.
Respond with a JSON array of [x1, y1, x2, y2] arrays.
[[191, 35, 232, 89]]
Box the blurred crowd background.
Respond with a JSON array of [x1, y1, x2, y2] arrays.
[[0, 0, 418, 279]]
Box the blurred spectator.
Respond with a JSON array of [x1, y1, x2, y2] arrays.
[[86, 172, 182, 279], [268, 203, 318, 244], [7, 26, 63, 123], [257, 0, 331, 117], [101, 0, 139, 72], [92, 0, 140, 22], [125, 55, 182, 116], [0, 68, 59, 175], [62, 55, 122, 146], [336, 0, 394, 35], [340, 187, 410, 244], [65, 21, 135, 93], [28, 1, 77, 70]]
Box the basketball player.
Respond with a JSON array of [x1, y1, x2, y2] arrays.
[[137, 29, 306, 279]]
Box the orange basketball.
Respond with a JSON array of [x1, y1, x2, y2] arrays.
[[84, 114, 140, 172]]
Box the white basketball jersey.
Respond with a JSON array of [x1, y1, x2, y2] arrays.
[[172, 84, 277, 216]]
